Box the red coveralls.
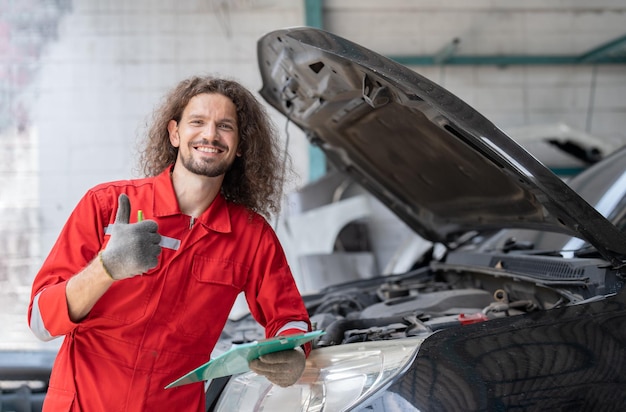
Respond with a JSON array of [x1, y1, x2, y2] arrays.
[[28, 166, 311, 411]]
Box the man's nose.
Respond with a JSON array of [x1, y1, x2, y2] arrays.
[[202, 122, 218, 139]]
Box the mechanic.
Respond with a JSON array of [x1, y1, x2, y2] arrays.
[[28, 75, 311, 411]]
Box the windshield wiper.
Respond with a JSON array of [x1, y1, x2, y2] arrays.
[[502, 237, 534, 252], [574, 244, 602, 258]]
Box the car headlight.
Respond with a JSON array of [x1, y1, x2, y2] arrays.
[[213, 336, 426, 412]]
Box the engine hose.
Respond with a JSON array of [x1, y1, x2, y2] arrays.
[[317, 315, 409, 347]]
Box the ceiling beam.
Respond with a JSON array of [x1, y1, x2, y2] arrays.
[[578, 33, 626, 63], [301, 3, 626, 66], [389, 33, 626, 66], [303, 0, 326, 182], [304, 0, 323, 28], [390, 55, 581, 66]]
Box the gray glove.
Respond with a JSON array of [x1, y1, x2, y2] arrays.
[[248, 347, 306, 387], [100, 194, 161, 280]]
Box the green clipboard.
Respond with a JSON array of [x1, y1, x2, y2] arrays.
[[165, 330, 325, 389]]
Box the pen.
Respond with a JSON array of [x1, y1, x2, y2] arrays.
[[137, 210, 144, 222]]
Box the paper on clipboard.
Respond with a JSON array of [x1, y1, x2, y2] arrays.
[[165, 330, 325, 389]]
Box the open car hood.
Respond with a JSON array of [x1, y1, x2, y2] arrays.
[[257, 27, 626, 265]]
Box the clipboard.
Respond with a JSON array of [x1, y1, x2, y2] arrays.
[[165, 330, 325, 389]]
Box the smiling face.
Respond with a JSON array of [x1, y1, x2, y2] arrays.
[[168, 92, 241, 178]]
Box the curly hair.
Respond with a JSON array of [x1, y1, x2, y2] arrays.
[[138, 75, 288, 218]]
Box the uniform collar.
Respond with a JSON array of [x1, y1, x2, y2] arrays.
[[152, 165, 232, 233]]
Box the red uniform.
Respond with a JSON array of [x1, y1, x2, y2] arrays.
[[28, 166, 311, 411]]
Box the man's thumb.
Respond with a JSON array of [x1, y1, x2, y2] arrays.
[[114, 193, 131, 224]]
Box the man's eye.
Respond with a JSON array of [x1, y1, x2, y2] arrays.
[[219, 124, 234, 130]]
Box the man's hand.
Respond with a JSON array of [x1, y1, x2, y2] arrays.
[[100, 194, 161, 280], [249, 347, 306, 387]]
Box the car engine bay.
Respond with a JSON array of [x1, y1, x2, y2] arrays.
[[222, 247, 625, 349]]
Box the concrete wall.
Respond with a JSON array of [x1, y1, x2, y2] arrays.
[[2, 0, 309, 349], [325, 1, 626, 143], [35, 0, 309, 258], [1, 0, 70, 349], [2, 0, 626, 349]]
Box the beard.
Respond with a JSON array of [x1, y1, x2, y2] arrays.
[[178, 145, 235, 178]]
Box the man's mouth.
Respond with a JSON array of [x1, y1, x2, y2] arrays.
[[195, 146, 222, 154], [192, 140, 227, 154]]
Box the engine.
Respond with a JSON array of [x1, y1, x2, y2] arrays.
[[307, 266, 541, 347]]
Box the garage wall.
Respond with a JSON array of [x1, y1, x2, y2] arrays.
[[35, 0, 309, 258], [324, 0, 626, 146], [2, 0, 309, 350]]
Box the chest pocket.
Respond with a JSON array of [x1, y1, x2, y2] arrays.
[[88, 253, 162, 325], [177, 255, 248, 338]]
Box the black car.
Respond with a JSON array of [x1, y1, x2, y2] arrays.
[[205, 27, 626, 411]]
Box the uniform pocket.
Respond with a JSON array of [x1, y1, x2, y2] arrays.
[[88, 272, 158, 324], [178, 255, 247, 338], [192, 256, 247, 286], [43, 386, 75, 411]]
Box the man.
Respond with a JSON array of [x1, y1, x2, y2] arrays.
[[28, 75, 311, 411]]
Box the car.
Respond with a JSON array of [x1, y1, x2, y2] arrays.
[[203, 27, 626, 411], [0, 350, 56, 412]]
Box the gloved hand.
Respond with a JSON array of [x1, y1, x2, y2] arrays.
[[100, 194, 161, 280], [248, 347, 306, 387]]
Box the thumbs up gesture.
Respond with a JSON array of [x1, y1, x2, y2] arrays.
[[100, 194, 162, 280]]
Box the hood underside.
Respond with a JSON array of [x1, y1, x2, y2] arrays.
[[257, 27, 626, 264]]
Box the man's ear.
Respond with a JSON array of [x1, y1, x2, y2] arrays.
[[168, 120, 180, 147], [236, 139, 242, 157]]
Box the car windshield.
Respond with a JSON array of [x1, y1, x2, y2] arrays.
[[480, 146, 626, 254]]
